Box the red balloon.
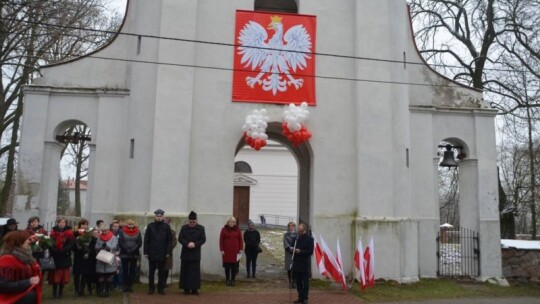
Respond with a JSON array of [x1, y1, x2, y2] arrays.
[[245, 136, 253, 145]]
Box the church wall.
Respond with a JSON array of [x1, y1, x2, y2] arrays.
[[17, 0, 503, 280]]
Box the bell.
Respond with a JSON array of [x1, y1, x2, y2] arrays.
[[439, 144, 458, 167]]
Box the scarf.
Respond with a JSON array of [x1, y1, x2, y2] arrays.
[[122, 226, 139, 236], [50, 227, 74, 251], [100, 230, 114, 242], [0, 247, 42, 304]]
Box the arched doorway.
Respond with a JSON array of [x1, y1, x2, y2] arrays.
[[235, 122, 312, 228]]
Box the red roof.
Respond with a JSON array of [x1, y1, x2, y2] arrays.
[[63, 179, 88, 190]]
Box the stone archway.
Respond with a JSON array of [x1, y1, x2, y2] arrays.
[[235, 121, 313, 228]]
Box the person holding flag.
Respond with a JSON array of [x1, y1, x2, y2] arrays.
[[292, 223, 313, 304]]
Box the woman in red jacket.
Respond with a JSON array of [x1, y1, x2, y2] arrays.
[[219, 216, 243, 286], [0, 230, 43, 304]]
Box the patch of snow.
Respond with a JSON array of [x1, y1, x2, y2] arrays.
[[501, 239, 540, 250]]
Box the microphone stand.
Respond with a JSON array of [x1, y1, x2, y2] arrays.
[[289, 238, 298, 304]]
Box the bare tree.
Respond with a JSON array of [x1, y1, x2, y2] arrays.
[[439, 168, 460, 226], [0, 0, 121, 214], [60, 125, 90, 217], [410, 0, 540, 238]]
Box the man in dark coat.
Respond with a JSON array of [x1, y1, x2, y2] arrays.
[[143, 209, 172, 295], [178, 211, 206, 295], [292, 223, 313, 304]]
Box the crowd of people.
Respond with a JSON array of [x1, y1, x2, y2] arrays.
[[0, 211, 313, 304]]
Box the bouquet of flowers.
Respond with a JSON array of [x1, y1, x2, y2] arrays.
[[76, 229, 93, 250], [29, 233, 52, 253]]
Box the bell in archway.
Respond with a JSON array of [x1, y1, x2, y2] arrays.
[[439, 144, 458, 167]]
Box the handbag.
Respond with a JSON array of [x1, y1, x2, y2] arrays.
[[96, 249, 116, 265], [39, 256, 56, 271], [258, 245, 263, 253], [39, 249, 55, 271]]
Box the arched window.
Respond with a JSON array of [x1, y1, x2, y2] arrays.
[[235, 161, 253, 173], [254, 0, 298, 13]]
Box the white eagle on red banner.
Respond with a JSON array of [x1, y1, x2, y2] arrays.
[[238, 15, 312, 95]]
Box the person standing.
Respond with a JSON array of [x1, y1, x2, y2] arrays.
[[26, 216, 48, 262], [0, 218, 18, 239], [143, 209, 172, 295], [118, 219, 142, 292], [219, 216, 243, 286], [48, 217, 74, 299], [0, 230, 43, 303], [178, 211, 206, 295], [243, 220, 261, 278], [95, 227, 119, 297], [73, 219, 91, 296], [110, 221, 123, 290], [292, 223, 313, 304], [283, 221, 297, 288]]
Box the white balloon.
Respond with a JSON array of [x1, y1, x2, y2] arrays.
[[260, 133, 268, 140]]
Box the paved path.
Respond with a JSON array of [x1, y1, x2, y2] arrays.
[[128, 289, 363, 304], [128, 290, 540, 304]]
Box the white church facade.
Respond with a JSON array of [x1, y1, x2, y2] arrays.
[[17, 0, 502, 281]]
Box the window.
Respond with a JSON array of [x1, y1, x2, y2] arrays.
[[254, 0, 298, 13], [234, 161, 253, 173]]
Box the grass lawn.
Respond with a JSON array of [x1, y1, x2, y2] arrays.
[[345, 278, 540, 302]]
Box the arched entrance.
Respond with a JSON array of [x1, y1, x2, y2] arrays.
[[234, 122, 312, 228]]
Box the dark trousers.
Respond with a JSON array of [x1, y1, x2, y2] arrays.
[[148, 260, 166, 291], [245, 250, 258, 276], [122, 258, 138, 288], [294, 271, 310, 301]]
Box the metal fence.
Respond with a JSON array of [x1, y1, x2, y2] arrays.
[[436, 226, 480, 277], [258, 214, 297, 227]]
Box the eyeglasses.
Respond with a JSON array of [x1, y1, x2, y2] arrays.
[[188, 220, 197, 224]]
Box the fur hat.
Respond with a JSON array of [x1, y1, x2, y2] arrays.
[[188, 211, 197, 220]]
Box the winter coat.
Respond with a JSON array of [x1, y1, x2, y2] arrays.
[[243, 229, 261, 253], [219, 225, 243, 264], [118, 226, 142, 259], [26, 225, 48, 261], [291, 233, 313, 272], [283, 230, 297, 270], [179, 224, 206, 261], [73, 230, 94, 275], [0, 246, 43, 304], [95, 233, 119, 274], [49, 226, 75, 269], [143, 221, 172, 262]]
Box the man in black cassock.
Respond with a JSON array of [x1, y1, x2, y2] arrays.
[[178, 211, 206, 295]]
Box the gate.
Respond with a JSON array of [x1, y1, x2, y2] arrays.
[[436, 226, 480, 277]]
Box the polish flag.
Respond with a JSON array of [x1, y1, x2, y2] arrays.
[[335, 238, 348, 291], [319, 235, 345, 288], [364, 236, 375, 288], [354, 238, 366, 289], [313, 234, 329, 278]]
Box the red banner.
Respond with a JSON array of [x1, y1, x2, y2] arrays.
[[232, 10, 316, 106]]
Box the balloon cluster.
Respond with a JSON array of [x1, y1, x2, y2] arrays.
[[242, 109, 269, 151], [282, 102, 312, 147]]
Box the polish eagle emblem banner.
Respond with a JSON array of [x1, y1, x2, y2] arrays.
[[232, 10, 316, 105]]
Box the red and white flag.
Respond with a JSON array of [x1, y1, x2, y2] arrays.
[[335, 238, 348, 291], [319, 235, 345, 287], [313, 234, 329, 278], [364, 236, 375, 288], [354, 238, 366, 289]]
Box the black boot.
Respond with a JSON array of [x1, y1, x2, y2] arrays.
[[96, 282, 102, 297], [225, 268, 231, 286], [52, 284, 58, 299], [79, 277, 86, 296], [103, 282, 110, 297], [58, 284, 64, 299], [74, 275, 80, 296]]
